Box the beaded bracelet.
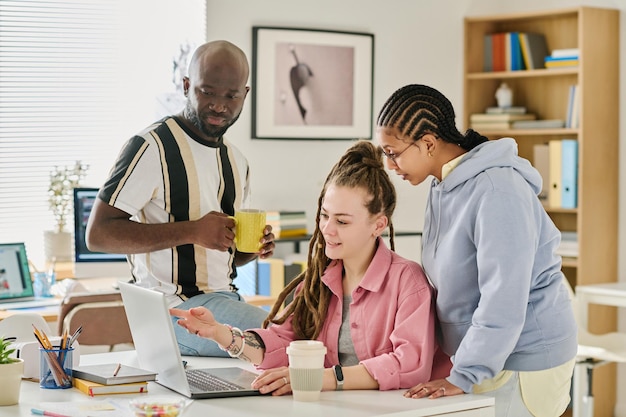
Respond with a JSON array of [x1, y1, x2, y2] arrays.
[[218, 324, 245, 358]]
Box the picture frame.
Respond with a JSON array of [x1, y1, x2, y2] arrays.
[[251, 26, 374, 140]]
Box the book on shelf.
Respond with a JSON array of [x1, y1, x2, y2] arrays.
[[73, 377, 148, 396], [470, 121, 515, 130], [483, 34, 492, 72], [267, 210, 308, 239], [551, 48, 579, 59], [556, 231, 578, 258], [71, 363, 157, 385], [470, 113, 535, 123], [485, 32, 526, 72], [544, 57, 579, 68], [565, 84, 580, 128], [518, 32, 549, 69], [506, 32, 524, 71], [511, 119, 565, 129], [485, 106, 527, 114], [491, 32, 506, 72]]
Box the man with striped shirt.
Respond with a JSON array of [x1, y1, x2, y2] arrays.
[[86, 40, 275, 357]]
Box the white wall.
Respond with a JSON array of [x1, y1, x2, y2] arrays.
[[206, 0, 626, 412]]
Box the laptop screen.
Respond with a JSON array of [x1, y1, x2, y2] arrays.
[[0, 242, 35, 301]]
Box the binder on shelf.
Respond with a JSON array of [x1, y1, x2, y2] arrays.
[[533, 143, 550, 203], [548, 140, 562, 208], [283, 260, 307, 306], [257, 258, 285, 299], [560, 139, 578, 209]]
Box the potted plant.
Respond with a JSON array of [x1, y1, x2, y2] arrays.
[[0, 336, 24, 406], [44, 161, 89, 262]]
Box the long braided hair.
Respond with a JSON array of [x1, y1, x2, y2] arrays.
[[262, 140, 397, 340], [377, 84, 488, 150]]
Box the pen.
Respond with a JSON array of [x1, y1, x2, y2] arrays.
[[68, 325, 83, 347], [113, 363, 122, 376], [31, 408, 71, 417]]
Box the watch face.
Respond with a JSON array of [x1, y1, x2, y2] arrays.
[[334, 365, 344, 380]]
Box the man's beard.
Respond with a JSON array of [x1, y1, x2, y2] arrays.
[[184, 101, 240, 139]]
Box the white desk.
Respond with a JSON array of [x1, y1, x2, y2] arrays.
[[574, 282, 626, 417], [10, 350, 494, 417], [576, 282, 626, 329]]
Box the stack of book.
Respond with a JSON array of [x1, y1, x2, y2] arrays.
[[556, 231, 579, 258], [544, 48, 579, 69], [71, 363, 156, 396], [469, 111, 536, 130], [266, 210, 308, 238]]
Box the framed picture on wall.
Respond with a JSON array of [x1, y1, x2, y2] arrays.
[[251, 26, 374, 140]]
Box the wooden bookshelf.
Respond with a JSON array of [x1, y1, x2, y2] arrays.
[[464, 7, 619, 417]]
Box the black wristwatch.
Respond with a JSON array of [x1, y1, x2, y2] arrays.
[[333, 365, 344, 390]]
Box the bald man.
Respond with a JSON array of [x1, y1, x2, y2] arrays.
[[87, 40, 274, 357]]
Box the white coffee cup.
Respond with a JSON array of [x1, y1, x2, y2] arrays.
[[286, 340, 327, 402]]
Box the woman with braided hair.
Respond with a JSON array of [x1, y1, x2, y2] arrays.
[[171, 139, 450, 396], [377, 84, 576, 417]]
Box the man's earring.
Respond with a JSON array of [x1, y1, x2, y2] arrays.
[[428, 152, 433, 157]]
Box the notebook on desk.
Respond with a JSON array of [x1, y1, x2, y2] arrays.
[[0, 242, 61, 309], [118, 281, 263, 399]]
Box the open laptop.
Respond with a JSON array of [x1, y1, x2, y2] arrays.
[[0, 242, 62, 309], [118, 281, 263, 399]]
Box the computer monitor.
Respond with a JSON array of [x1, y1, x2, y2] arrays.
[[73, 187, 132, 279]]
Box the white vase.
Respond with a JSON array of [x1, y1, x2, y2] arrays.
[[44, 230, 73, 262], [0, 358, 24, 406]]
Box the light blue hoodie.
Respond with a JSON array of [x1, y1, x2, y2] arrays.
[[421, 138, 577, 393]]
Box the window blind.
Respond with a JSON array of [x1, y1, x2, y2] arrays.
[[0, 0, 206, 266]]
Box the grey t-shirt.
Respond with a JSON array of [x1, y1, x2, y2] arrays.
[[338, 295, 358, 366]]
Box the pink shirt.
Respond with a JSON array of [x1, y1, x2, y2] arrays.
[[251, 239, 449, 390]]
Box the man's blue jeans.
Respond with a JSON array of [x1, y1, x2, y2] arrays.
[[171, 291, 268, 357]]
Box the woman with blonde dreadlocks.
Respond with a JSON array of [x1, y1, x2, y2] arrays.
[[171, 140, 450, 396]]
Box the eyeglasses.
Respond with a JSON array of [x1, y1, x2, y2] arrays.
[[381, 142, 416, 164]]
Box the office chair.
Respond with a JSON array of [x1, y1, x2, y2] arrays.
[[57, 291, 133, 351], [563, 277, 626, 417]]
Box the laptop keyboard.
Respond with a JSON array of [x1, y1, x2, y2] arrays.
[[186, 369, 244, 391]]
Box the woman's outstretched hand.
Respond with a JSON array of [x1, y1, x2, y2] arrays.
[[169, 306, 220, 339]]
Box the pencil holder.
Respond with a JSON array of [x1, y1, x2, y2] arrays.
[[39, 346, 73, 389]]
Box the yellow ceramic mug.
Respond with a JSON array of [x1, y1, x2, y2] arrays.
[[233, 209, 266, 253]]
